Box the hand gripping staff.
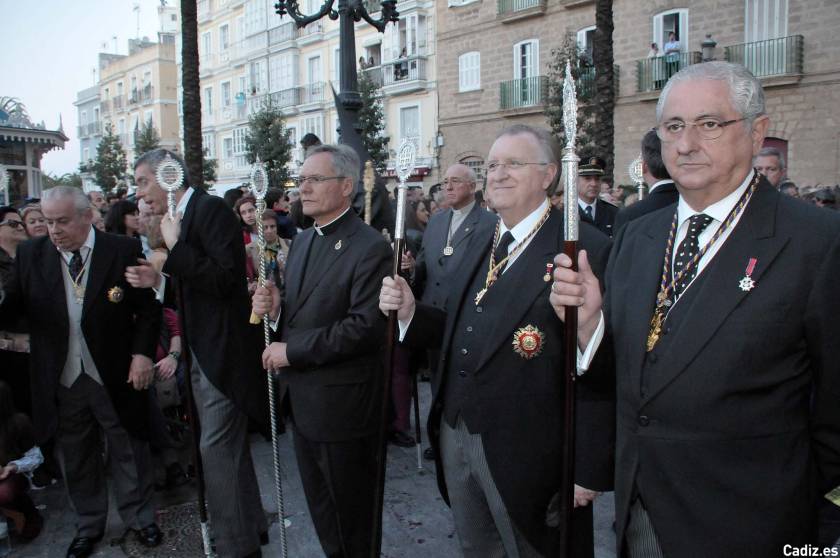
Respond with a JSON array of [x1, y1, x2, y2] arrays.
[[156, 155, 215, 557], [371, 139, 416, 557], [249, 161, 288, 558]]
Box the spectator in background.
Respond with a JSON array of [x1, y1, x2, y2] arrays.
[[0, 380, 44, 541], [300, 133, 322, 157], [814, 188, 836, 209], [246, 210, 290, 294], [780, 179, 799, 198], [0, 208, 26, 287], [664, 31, 681, 77], [753, 146, 786, 188], [287, 187, 301, 204], [234, 196, 258, 244], [265, 188, 298, 239], [91, 211, 105, 231], [87, 191, 107, 214], [648, 42, 660, 58], [106, 192, 122, 207], [223, 187, 244, 210], [20, 205, 47, 238], [105, 200, 140, 237]]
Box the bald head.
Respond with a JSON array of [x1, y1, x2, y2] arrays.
[[443, 163, 477, 210]]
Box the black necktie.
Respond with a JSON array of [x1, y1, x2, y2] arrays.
[[69, 250, 83, 279], [494, 231, 515, 266], [585, 205, 594, 220], [672, 214, 714, 298]]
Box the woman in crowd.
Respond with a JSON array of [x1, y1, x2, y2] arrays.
[[0, 381, 43, 541], [104, 200, 140, 237], [234, 196, 259, 245], [19, 205, 47, 238]]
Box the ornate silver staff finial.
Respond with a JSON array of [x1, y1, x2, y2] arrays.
[[629, 154, 645, 200], [155, 153, 185, 219], [561, 60, 580, 242], [393, 139, 417, 241]]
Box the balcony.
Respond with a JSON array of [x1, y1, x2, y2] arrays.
[[270, 87, 302, 113], [370, 56, 427, 95], [500, 76, 548, 110], [299, 82, 326, 110], [197, 0, 212, 23], [577, 65, 620, 100], [636, 51, 702, 93], [113, 95, 125, 112], [141, 84, 154, 104], [725, 35, 803, 80], [269, 22, 298, 47], [497, 0, 546, 22], [297, 22, 324, 46], [77, 120, 102, 138], [100, 100, 112, 115]]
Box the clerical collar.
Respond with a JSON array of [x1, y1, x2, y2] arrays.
[[314, 206, 352, 236], [451, 200, 475, 218]]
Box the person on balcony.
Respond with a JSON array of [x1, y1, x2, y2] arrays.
[[664, 31, 681, 78]]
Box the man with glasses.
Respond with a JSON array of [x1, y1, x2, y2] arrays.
[[380, 124, 614, 557], [551, 61, 840, 557], [753, 146, 786, 188], [253, 144, 391, 557]]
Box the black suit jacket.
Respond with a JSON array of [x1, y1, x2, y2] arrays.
[[579, 198, 619, 237], [0, 231, 161, 443], [604, 179, 840, 557], [415, 204, 496, 309], [277, 210, 391, 442], [404, 208, 615, 553], [613, 180, 678, 233], [163, 188, 269, 428]]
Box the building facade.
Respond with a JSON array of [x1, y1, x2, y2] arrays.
[[97, 35, 180, 167], [436, 0, 840, 189], [73, 85, 102, 192], [189, 0, 438, 192]]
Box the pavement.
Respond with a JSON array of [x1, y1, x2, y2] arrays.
[[8, 380, 617, 557]]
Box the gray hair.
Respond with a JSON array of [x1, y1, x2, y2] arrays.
[[495, 124, 562, 194], [42, 186, 92, 214], [306, 144, 361, 188], [657, 61, 766, 124], [755, 146, 786, 169], [134, 148, 189, 187]]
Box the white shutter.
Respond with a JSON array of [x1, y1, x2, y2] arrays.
[[383, 24, 396, 62], [459, 52, 480, 92], [679, 10, 689, 51], [653, 15, 663, 49]]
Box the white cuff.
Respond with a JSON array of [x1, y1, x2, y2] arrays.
[[397, 306, 416, 342], [576, 311, 605, 375], [153, 274, 166, 303]]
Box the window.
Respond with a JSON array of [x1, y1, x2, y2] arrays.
[[233, 127, 248, 155], [204, 86, 214, 115], [653, 9, 688, 53], [93, 107, 100, 122], [513, 39, 539, 79], [80, 110, 88, 126], [118, 119, 125, 135], [399, 105, 420, 150], [144, 110, 153, 124], [383, 14, 427, 60], [239, 75, 248, 95], [201, 31, 212, 57], [143, 70, 152, 86], [83, 148, 90, 161], [249, 60, 267, 94], [244, 0, 268, 36], [332, 47, 341, 90], [223, 137, 234, 159], [220, 24, 230, 50], [745, 0, 788, 42], [203, 133, 216, 158], [117, 82, 124, 96], [458, 52, 480, 92], [576, 26, 596, 65], [307, 55, 322, 84], [130, 115, 139, 145], [301, 115, 323, 141], [222, 81, 232, 106]]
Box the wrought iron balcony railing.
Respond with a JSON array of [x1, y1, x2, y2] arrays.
[[577, 65, 620, 100], [500, 76, 548, 109], [636, 51, 702, 93], [724, 35, 803, 78], [497, 0, 545, 17]]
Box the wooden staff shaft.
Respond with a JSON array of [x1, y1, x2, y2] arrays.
[[558, 239, 578, 557]]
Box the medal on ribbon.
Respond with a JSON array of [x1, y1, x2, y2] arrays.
[[107, 286, 124, 303], [739, 257, 757, 292], [512, 325, 545, 360]]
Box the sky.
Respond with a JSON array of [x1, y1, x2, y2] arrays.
[[1, 0, 166, 176]]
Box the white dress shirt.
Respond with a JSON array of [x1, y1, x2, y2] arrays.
[[578, 199, 596, 220]]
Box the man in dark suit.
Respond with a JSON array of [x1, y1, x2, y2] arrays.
[[132, 149, 268, 558], [0, 186, 162, 558], [577, 156, 618, 237], [552, 61, 840, 558], [380, 124, 614, 557], [254, 144, 391, 557], [613, 130, 678, 232]]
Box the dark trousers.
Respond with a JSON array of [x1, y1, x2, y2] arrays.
[[292, 429, 377, 558], [56, 374, 156, 537]]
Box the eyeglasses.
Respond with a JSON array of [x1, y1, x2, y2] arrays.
[[295, 175, 345, 187], [485, 161, 549, 173], [654, 117, 747, 142], [0, 220, 24, 230]]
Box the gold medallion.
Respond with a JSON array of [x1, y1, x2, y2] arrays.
[[107, 286, 124, 303], [512, 325, 545, 359], [74, 285, 85, 304], [443, 246, 454, 256]]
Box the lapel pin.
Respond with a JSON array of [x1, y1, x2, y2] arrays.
[[107, 286, 124, 303], [543, 263, 554, 282], [334, 239, 342, 251], [739, 257, 757, 292]]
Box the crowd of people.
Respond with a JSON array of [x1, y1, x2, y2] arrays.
[[0, 60, 839, 558]]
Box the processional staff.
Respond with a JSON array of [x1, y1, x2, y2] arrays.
[[371, 139, 417, 558], [364, 161, 375, 226], [249, 161, 289, 558], [155, 155, 215, 558], [559, 60, 580, 557], [630, 154, 645, 201]]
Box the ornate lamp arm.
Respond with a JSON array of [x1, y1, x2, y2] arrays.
[[274, 0, 337, 27], [357, 0, 400, 32]]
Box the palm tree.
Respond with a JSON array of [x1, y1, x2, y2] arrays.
[[592, 0, 615, 178], [181, 0, 204, 187]]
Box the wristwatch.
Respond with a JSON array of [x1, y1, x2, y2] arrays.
[[168, 351, 181, 360]]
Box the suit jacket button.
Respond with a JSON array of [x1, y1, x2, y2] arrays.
[[458, 370, 466, 378], [466, 326, 473, 333], [648, 352, 658, 364], [476, 306, 483, 313], [638, 415, 650, 427], [460, 348, 468, 355]]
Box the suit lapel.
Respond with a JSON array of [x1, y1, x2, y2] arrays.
[[644, 182, 788, 403], [448, 204, 482, 252], [83, 230, 115, 317], [288, 215, 361, 320], [283, 230, 312, 318], [473, 210, 560, 373], [179, 187, 203, 243], [40, 240, 69, 329]]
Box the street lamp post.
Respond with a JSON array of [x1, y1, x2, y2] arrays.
[[274, 0, 400, 142]]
